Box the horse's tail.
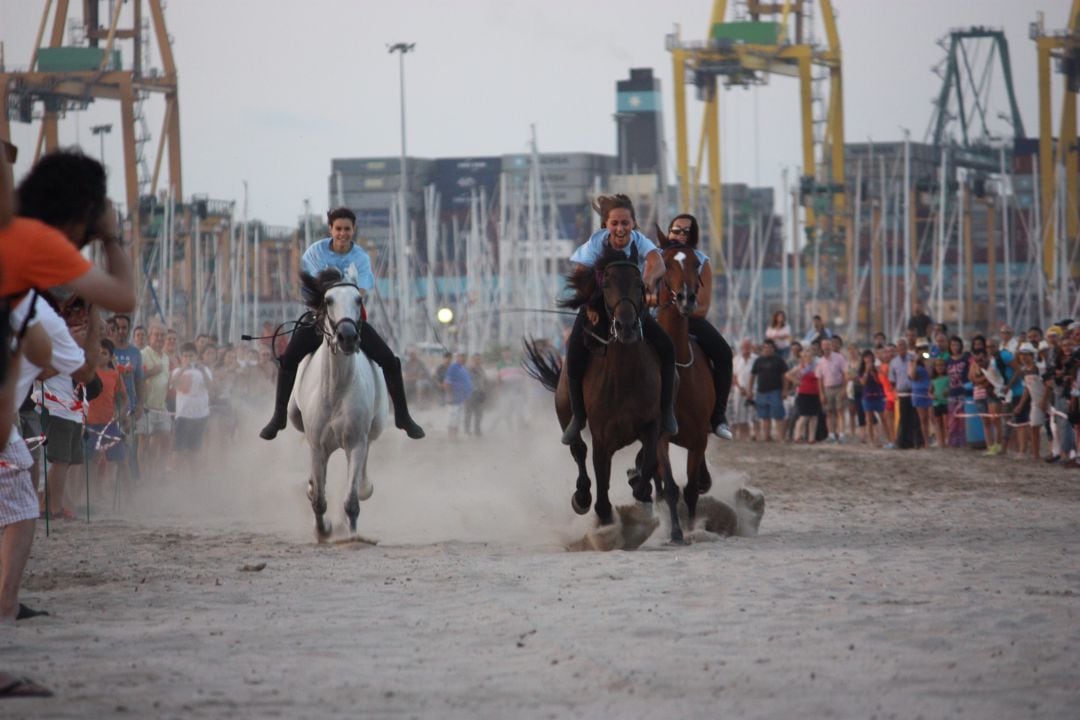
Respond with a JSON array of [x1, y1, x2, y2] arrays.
[[521, 336, 561, 393]]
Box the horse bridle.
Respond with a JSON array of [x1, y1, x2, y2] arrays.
[[589, 260, 645, 345], [658, 243, 696, 312], [658, 244, 698, 368], [315, 282, 365, 355]]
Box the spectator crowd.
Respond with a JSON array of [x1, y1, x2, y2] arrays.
[[732, 307, 1080, 467]]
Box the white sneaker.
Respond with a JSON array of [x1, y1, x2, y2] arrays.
[[714, 422, 734, 440]]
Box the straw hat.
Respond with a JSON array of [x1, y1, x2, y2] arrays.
[[915, 337, 930, 347]]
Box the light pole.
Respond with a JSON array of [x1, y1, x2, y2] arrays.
[[388, 41, 415, 349], [91, 123, 112, 166]]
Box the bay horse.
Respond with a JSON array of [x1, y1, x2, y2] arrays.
[[524, 243, 684, 544], [289, 268, 389, 541], [652, 234, 715, 526]]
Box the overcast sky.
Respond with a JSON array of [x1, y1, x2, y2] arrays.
[[0, 0, 1066, 227]]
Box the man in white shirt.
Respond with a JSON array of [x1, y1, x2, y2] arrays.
[[730, 338, 758, 440]]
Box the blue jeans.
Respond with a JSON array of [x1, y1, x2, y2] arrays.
[[755, 390, 785, 420]]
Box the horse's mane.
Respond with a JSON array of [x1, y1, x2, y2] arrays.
[[299, 267, 345, 309], [558, 242, 639, 311]]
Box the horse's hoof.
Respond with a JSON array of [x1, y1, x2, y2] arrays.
[[571, 491, 591, 515], [315, 518, 332, 541], [666, 532, 687, 546], [698, 472, 712, 494]]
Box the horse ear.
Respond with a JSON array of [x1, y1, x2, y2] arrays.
[[655, 222, 668, 248]]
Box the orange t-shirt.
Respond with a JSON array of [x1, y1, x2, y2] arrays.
[[86, 366, 123, 425], [0, 218, 92, 298], [879, 366, 896, 402]]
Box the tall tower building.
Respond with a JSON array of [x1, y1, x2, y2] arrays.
[[614, 68, 665, 180]]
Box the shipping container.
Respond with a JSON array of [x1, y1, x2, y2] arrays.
[[501, 152, 613, 173], [433, 157, 502, 207], [332, 157, 435, 177]]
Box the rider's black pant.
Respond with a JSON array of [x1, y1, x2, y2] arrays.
[[278, 319, 397, 376], [686, 316, 733, 423]]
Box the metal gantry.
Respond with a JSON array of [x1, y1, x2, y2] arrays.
[[1033, 1, 1080, 294], [667, 0, 846, 296]]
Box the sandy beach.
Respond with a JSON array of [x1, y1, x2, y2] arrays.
[[4, 396, 1079, 719]]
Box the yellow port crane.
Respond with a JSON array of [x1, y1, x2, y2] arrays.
[[1034, 0, 1080, 289], [668, 0, 846, 287]]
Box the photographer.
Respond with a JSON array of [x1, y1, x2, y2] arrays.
[[1, 150, 134, 313]]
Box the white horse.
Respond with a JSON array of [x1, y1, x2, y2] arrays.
[[288, 269, 389, 541]]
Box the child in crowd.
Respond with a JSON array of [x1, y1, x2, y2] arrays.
[[931, 357, 950, 448], [83, 339, 127, 504], [787, 349, 820, 444], [1013, 344, 1043, 461], [910, 342, 934, 449], [859, 349, 885, 447], [878, 347, 897, 448], [169, 342, 212, 472]]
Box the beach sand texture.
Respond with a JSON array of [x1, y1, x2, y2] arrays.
[[5, 401, 1079, 719]]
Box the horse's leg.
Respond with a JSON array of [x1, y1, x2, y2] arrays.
[[591, 445, 614, 526], [343, 439, 372, 535], [683, 445, 704, 530], [309, 445, 332, 541], [636, 422, 662, 502], [656, 437, 685, 544], [627, 447, 652, 504], [569, 437, 591, 515], [698, 461, 713, 494]]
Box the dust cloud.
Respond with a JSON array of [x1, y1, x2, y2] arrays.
[[108, 386, 591, 546]]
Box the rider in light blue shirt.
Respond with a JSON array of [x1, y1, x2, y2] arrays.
[[301, 238, 374, 291], [559, 194, 677, 445], [259, 207, 424, 441], [570, 228, 659, 274]]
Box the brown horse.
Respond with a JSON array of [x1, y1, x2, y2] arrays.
[[524, 243, 684, 544], [652, 235, 716, 526]]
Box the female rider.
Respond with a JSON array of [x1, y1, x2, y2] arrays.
[[259, 207, 424, 441], [560, 194, 677, 445], [665, 213, 734, 440]]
